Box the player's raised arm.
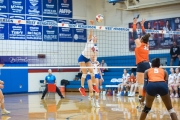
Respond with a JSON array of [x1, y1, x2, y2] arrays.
[[133, 18, 138, 40], [141, 19, 146, 34], [88, 20, 94, 41]]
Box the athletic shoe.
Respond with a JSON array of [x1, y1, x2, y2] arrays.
[[91, 98, 95, 107], [170, 93, 174, 98], [175, 93, 179, 98], [130, 92, 135, 97], [95, 101, 100, 108], [128, 92, 132, 97], [2, 109, 10, 115], [116, 93, 121, 97], [93, 85, 99, 93], [79, 87, 86, 96]]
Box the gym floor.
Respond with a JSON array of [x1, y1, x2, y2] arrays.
[[1, 92, 180, 120]]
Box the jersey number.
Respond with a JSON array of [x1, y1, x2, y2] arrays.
[[144, 45, 149, 50], [154, 68, 159, 73]]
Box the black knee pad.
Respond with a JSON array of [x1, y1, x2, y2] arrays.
[[142, 106, 151, 113]]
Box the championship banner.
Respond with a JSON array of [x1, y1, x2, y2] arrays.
[[58, 0, 72, 18], [9, 0, 25, 14], [26, 0, 42, 15], [73, 19, 87, 42], [43, 17, 58, 41], [59, 18, 73, 42], [0, 0, 8, 13], [26, 16, 42, 40], [9, 15, 26, 40], [42, 0, 58, 16], [0, 14, 8, 40]]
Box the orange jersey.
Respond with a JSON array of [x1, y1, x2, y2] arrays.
[[135, 42, 149, 64], [148, 68, 165, 82], [128, 76, 136, 83]]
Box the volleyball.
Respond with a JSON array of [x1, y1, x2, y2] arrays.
[[96, 14, 104, 23]]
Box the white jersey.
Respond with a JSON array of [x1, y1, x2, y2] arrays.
[[92, 61, 100, 74], [87, 61, 100, 75], [174, 73, 180, 84], [168, 73, 175, 84], [82, 40, 98, 59], [122, 73, 130, 83]]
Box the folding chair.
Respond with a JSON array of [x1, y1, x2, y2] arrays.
[[39, 80, 45, 93]]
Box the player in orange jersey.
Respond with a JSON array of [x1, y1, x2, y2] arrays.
[[139, 58, 178, 120], [133, 18, 151, 106]]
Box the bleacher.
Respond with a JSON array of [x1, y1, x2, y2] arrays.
[[66, 53, 178, 91]]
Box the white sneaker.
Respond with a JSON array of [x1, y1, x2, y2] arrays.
[[91, 99, 95, 107], [128, 92, 132, 96], [2, 109, 10, 115], [116, 93, 120, 97], [131, 92, 135, 97], [95, 102, 100, 108]]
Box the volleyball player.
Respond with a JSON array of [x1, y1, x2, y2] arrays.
[[78, 20, 99, 96], [97, 62, 104, 93], [168, 68, 176, 98], [0, 64, 10, 115], [133, 18, 151, 106], [86, 56, 101, 107], [140, 58, 178, 120]]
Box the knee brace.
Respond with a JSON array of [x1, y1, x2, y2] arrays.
[[95, 92, 99, 96], [82, 74, 87, 78], [100, 86, 103, 89], [168, 108, 175, 114], [142, 106, 151, 113]]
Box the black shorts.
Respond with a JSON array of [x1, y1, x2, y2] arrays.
[[146, 82, 168, 96], [136, 61, 150, 73], [171, 56, 179, 61]]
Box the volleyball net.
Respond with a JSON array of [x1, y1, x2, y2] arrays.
[[0, 17, 180, 69]]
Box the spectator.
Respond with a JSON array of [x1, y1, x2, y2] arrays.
[[100, 60, 108, 72], [41, 69, 64, 99], [0, 80, 10, 115], [117, 69, 130, 96], [168, 68, 177, 98], [128, 73, 138, 97], [170, 42, 180, 66]]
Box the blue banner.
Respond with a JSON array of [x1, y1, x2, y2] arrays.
[[9, 0, 25, 14], [73, 19, 87, 42], [43, 17, 58, 41], [9, 15, 25, 40], [58, 0, 72, 18], [0, 56, 43, 64], [42, 0, 58, 16], [129, 17, 180, 51], [59, 18, 73, 42], [26, 16, 42, 41], [0, 14, 8, 40], [0, 0, 8, 13], [26, 0, 42, 15]]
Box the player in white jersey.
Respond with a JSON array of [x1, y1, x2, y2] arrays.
[[78, 20, 99, 96], [86, 57, 102, 107], [168, 68, 177, 98], [117, 69, 130, 96], [173, 68, 180, 98]]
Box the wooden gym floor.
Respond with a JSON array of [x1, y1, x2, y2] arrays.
[[1, 92, 180, 120]]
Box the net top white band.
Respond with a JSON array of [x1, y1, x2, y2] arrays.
[[0, 18, 180, 35]]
